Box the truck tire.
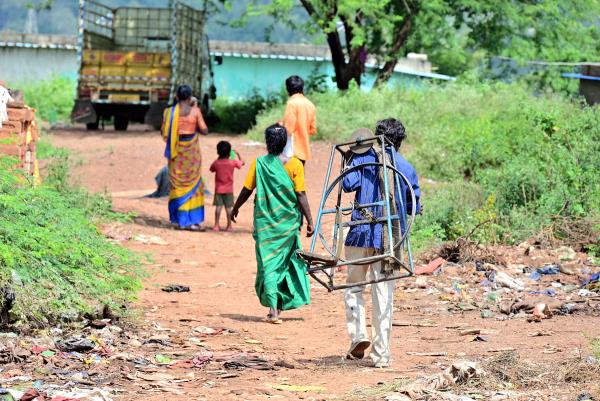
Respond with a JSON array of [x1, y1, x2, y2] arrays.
[[114, 116, 129, 131], [86, 120, 100, 130]]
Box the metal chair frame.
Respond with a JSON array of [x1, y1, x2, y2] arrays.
[[300, 135, 416, 291]]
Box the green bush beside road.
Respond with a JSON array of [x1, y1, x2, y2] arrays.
[[0, 150, 142, 330], [250, 83, 600, 251], [16, 76, 75, 124]]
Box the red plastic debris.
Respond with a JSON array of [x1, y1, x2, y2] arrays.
[[415, 257, 446, 275]]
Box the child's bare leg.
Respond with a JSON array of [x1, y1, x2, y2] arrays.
[[213, 205, 223, 231], [225, 207, 233, 230]]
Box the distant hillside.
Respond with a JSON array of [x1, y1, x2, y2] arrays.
[[0, 0, 316, 43]]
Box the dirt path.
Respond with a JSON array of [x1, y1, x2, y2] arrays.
[[51, 126, 600, 401]]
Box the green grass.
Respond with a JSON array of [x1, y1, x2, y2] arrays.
[[250, 82, 600, 251], [13, 75, 75, 124], [592, 338, 600, 360], [0, 145, 142, 330]]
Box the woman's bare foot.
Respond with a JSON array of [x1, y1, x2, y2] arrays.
[[212, 225, 220, 232], [226, 226, 234, 232], [266, 308, 282, 324]]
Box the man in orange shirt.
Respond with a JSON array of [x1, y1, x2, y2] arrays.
[[282, 76, 317, 164]]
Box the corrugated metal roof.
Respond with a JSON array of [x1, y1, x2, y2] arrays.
[[0, 41, 76, 50], [562, 72, 600, 81], [0, 33, 76, 50]]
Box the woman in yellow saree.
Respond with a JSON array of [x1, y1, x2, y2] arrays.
[[161, 85, 208, 231]]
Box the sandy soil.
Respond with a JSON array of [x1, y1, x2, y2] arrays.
[[48, 125, 600, 401]]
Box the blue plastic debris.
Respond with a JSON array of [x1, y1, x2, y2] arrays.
[[528, 265, 560, 280]]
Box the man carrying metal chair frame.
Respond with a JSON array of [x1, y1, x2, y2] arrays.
[[343, 119, 421, 368]]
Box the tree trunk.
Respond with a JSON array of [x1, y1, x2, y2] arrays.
[[374, 17, 414, 86], [299, 0, 364, 90], [326, 28, 364, 90]]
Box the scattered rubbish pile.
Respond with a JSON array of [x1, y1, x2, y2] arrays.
[[0, 317, 291, 400], [0, 82, 39, 177], [407, 240, 600, 322]]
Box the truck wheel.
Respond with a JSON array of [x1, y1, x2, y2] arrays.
[[114, 116, 129, 131], [86, 120, 100, 130]]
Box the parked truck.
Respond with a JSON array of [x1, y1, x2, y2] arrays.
[[71, 0, 216, 131]]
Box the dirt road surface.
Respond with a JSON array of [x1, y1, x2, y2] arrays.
[[50, 126, 600, 401]]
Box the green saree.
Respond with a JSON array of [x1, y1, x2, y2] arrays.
[[253, 154, 310, 311]]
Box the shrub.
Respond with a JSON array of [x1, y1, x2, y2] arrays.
[[0, 148, 142, 330], [212, 90, 283, 134], [250, 82, 600, 250], [14, 76, 75, 123]]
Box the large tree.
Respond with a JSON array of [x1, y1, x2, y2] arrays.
[[247, 0, 600, 90]]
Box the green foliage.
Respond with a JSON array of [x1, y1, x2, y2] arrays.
[[0, 147, 142, 329], [244, 0, 600, 89], [591, 337, 600, 360], [16, 76, 75, 123], [250, 82, 600, 250], [213, 69, 327, 134], [212, 90, 283, 134]]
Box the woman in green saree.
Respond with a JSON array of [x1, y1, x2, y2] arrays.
[[231, 123, 314, 324]]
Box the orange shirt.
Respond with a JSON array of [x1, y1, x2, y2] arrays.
[[178, 106, 207, 134], [283, 93, 316, 161]]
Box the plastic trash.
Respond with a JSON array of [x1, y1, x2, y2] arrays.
[[528, 264, 560, 280], [161, 284, 190, 293], [582, 272, 599, 290], [493, 271, 525, 291], [56, 338, 95, 352], [528, 288, 556, 297]]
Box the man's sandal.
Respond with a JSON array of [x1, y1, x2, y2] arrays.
[[346, 339, 371, 360]]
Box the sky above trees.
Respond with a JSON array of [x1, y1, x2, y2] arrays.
[[0, 0, 315, 43]]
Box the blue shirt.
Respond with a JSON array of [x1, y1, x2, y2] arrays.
[[342, 147, 421, 250]]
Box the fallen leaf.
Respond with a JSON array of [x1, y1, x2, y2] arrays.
[[459, 329, 481, 336], [244, 339, 262, 345], [392, 320, 438, 327], [194, 326, 216, 335], [528, 330, 554, 337], [271, 384, 326, 392], [133, 234, 169, 245], [137, 372, 175, 381], [155, 354, 173, 364]]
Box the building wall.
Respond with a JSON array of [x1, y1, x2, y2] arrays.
[[212, 56, 427, 98], [0, 47, 78, 83], [0, 46, 427, 98]]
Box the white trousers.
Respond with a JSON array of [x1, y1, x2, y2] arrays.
[[344, 246, 395, 365]]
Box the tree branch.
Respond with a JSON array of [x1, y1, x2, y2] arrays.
[[374, 16, 413, 85]]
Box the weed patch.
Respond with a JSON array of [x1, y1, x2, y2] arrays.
[[250, 82, 600, 251], [0, 144, 142, 330], [13, 76, 75, 124]]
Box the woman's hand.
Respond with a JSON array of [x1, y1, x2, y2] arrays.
[[306, 222, 314, 237], [230, 207, 239, 223]]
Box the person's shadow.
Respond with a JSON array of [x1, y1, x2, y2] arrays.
[[133, 214, 171, 229], [221, 313, 304, 323], [296, 355, 370, 368]]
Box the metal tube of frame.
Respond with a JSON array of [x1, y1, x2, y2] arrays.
[[331, 147, 346, 258], [310, 144, 338, 252], [388, 144, 416, 273], [332, 272, 412, 290], [308, 272, 333, 292], [380, 136, 395, 258], [315, 162, 413, 255], [306, 254, 394, 272], [321, 201, 386, 215], [343, 215, 402, 227], [335, 137, 380, 148]]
